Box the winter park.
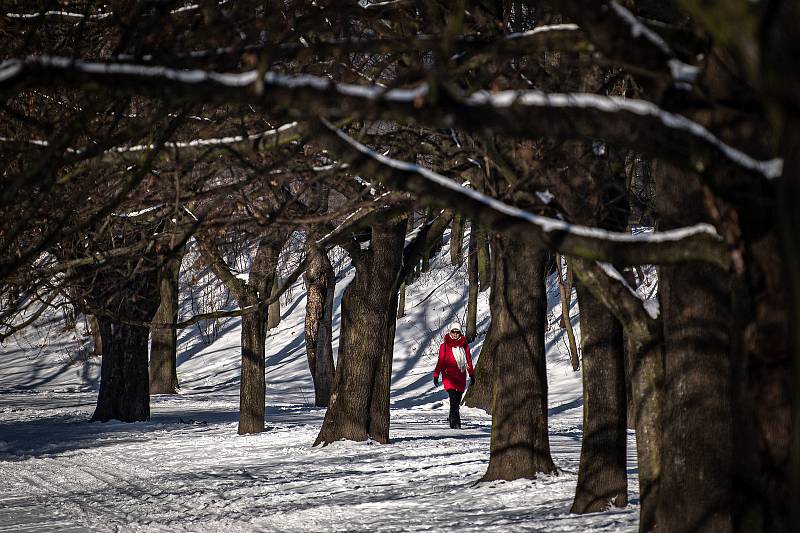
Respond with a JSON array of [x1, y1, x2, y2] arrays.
[[0, 2, 797, 532]]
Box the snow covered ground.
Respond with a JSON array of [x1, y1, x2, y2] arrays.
[[0, 244, 640, 532]]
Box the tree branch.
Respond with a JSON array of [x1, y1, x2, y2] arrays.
[[319, 119, 732, 268], [0, 57, 778, 208]]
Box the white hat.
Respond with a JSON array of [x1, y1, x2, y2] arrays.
[[448, 322, 462, 333]]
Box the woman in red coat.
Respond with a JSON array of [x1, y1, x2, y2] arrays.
[[433, 322, 475, 429]]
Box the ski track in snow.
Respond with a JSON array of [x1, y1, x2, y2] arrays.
[[0, 237, 639, 532]]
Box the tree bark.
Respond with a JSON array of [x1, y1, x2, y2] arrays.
[[462, 312, 497, 414], [655, 162, 735, 533], [238, 304, 267, 434], [463, 234, 501, 413], [477, 226, 491, 292], [237, 237, 283, 435], [397, 282, 406, 318], [267, 273, 282, 330], [628, 318, 664, 533], [92, 318, 152, 422], [304, 240, 336, 407], [88, 314, 102, 356], [427, 209, 444, 266], [466, 222, 479, 342], [556, 254, 580, 371], [450, 214, 464, 266], [571, 281, 628, 513], [569, 256, 664, 533], [90, 261, 161, 423], [315, 220, 406, 445], [197, 232, 285, 435], [149, 256, 181, 395], [482, 233, 556, 481]]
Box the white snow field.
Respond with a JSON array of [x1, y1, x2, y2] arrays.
[[0, 244, 640, 532]]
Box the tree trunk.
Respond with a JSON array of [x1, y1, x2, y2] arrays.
[[466, 222, 479, 342], [482, 234, 556, 481], [450, 214, 464, 266], [304, 240, 336, 407], [90, 264, 160, 423], [571, 282, 628, 513], [92, 318, 152, 422], [238, 304, 267, 434], [556, 254, 580, 371], [621, 268, 638, 431], [463, 234, 501, 413], [629, 317, 664, 533], [62, 302, 77, 331], [461, 318, 496, 413], [88, 314, 103, 356], [267, 273, 281, 330], [569, 255, 665, 533], [655, 162, 735, 533], [427, 209, 444, 265], [315, 220, 406, 445], [150, 256, 181, 395], [237, 237, 283, 435], [477, 227, 491, 292], [776, 109, 800, 531], [397, 282, 406, 318]]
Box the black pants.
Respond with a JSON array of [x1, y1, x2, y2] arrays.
[[447, 389, 463, 429]]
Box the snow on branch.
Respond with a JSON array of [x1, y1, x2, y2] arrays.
[[465, 89, 781, 180], [569, 256, 660, 344], [0, 122, 300, 157], [608, 1, 671, 56], [554, 0, 701, 87], [596, 262, 659, 319], [320, 118, 731, 268], [4, 10, 112, 21], [0, 56, 781, 196], [3, 1, 221, 22]]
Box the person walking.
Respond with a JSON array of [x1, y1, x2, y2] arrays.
[[433, 322, 475, 429]]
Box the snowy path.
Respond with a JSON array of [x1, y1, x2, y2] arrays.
[[0, 392, 637, 532]]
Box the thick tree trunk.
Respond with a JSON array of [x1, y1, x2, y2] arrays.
[[238, 305, 267, 434], [237, 237, 283, 435], [570, 255, 665, 533], [482, 234, 555, 481], [90, 263, 160, 423], [315, 221, 406, 445], [571, 282, 628, 513], [466, 223, 479, 342], [655, 162, 736, 533], [369, 290, 398, 442], [92, 318, 152, 422], [763, 11, 800, 526], [304, 240, 336, 407], [629, 318, 664, 533], [150, 256, 181, 395], [449, 214, 464, 266], [775, 120, 797, 533]]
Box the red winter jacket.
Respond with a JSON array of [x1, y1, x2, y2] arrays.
[[434, 334, 475, 392]]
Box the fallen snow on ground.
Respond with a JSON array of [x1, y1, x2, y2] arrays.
[[0, 238, 639, 532]]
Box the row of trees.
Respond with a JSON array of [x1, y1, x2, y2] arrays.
[[1, 1, 797, 532]]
